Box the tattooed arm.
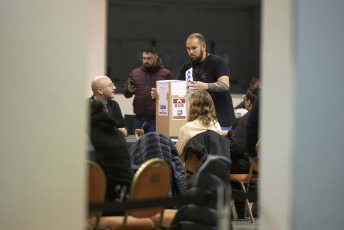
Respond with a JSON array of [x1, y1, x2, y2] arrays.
[[190, 76, 230, 92], [207, 81, 229, 92]]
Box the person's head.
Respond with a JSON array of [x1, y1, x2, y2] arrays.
[[248, 76, 261, 89], [91, 76, 116, 101], [186, 33, 207, 63], [188, 91, 218, 127], [142, 46, 159, 71], [243, 87, 259, 111]]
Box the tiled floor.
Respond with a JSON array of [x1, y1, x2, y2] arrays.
[[232, 218, 259, 230]]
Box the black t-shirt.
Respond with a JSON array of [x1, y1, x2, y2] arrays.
[[176, 54, 236, 127]]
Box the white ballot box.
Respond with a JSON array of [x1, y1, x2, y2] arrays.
[[156, 80, 189, 137]]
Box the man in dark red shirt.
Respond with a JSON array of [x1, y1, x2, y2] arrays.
[[122, 46, 172, 133]]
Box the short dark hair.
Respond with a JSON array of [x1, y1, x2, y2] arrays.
[[245, 87, 260, 105], [187, 33, 206, 45], [142, 46, 158, 55]]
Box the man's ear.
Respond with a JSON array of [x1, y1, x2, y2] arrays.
[[247, 100, 253, 109], [97, 88, 103, 95], [202, 43, 206, 51]]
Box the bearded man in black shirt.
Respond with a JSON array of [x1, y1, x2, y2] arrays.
[[176, 33, 236, 130]]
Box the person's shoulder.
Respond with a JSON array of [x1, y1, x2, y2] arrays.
[[209, 53, 224, 62], [215, 121, 222, 131], [159, 67, 172, 75], [180, 120, 194, 130], [180, 60, 192, 69], [131, 67, 144, 74], [233, 111, 249, 128], [208, 54, 229, 76], [108, 99, 120, 107], [240, 111, 250, 121]]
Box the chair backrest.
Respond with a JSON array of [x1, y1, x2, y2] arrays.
[[88, 160, 107, 219], [246, 139, 261, 182], [183, 130, 231, 162], [253, 139, 261, 172], [128, 158, 171, 218]]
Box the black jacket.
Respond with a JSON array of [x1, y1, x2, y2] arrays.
[[246, 97, 259, 157], [89, 96, 127, 129], [226, 113, 251, 174], [182, 130, 231, 162], [89, 101, 133, 204], [130, 132, 187, 197]]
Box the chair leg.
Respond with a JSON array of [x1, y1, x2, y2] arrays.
[[155, 210, 165, 230], [231, 200, 238, 219], [120, 212, 129, 230], [239, 182, 255, 224], [245, 199, 255, 224], [94, 214, 100, 230]]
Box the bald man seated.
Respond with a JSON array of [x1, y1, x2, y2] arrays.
[[90, 76, 127, 136]]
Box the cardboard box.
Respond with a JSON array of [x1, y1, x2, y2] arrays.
[[156, 80, 189, 137]]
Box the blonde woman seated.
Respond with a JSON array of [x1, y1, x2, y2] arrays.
[[176, 91, 222, 160]]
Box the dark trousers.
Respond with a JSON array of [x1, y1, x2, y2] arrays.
[[133, 117, 156, 134]]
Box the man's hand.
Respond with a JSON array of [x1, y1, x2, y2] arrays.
[[118, 128, 128, 136], [128, 85, 136, 93], [189, 81, 208, 91], [151, 87, 157, 99]]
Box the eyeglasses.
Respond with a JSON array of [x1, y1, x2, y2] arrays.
[[243, 95, 247, 101], [106, 82, 115, 88]]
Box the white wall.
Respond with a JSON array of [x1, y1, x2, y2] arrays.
[[260, 1, 294, 230], [261, 0, 344, 230], [292, 0, 344, 229], [116, 94, 134, 115], [85, 0, 107, 97], [0, 1, 91, 229]]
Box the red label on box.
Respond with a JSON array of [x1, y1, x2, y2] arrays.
[[172, 98, 186, 120]]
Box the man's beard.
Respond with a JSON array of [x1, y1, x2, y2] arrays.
[[190, 49, 204, 64], [144, 64, 154, 71]]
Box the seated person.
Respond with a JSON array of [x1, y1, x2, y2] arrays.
[[176, 91, 222, 160], [225, 87, 260, 174], [89, 100, 133, 216], [234, 76, 261, 109], [90, 75, 127, 136], [225, 87, 259, 219], [246, 91, 260, 218]]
